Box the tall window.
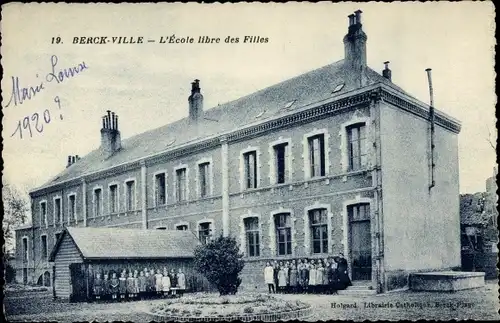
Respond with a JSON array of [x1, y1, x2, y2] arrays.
[[244, 217, 260, 257], [347, 123, 367, 171], [94, 188, 102, 217], [308, 134, 325, 177], [155, 173, 166, 206], [54, 198, 62, 226], [274, 143, 288, 184], [198, 222, 212, 245], [68, 195, 76, 223], [41, 235, 48, 260], [109, 184, 119, 213], [125, 180, 136, 211], [176, 224, 189, 231], [275, 213, 292, 256], [198, 162, 211, 198], [176, 168, 187, 202], [55, 232, 61, 242], [22, 238, 28, 263], [243, 151, 257, 189], [309, 209, 328, 254], [40, 201, 47, 227]]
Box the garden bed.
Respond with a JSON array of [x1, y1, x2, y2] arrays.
[[5, 283, 48, 293], [147, 293, 311, 322]]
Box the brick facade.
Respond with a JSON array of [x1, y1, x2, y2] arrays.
[[16, 11, 462, 293]]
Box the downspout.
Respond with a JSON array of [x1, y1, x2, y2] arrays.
[[426, 68, 436, 191], [31, 199, 35, 284], [370, 89, 385, 293]]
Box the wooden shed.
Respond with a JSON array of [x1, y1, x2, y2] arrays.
[[49, 227, 211, 302]]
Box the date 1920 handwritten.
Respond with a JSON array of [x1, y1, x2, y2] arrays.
[[11, 96, 64, 139], [5, 54, 88, 109]]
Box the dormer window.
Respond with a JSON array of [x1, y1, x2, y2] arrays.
[[284, 100, 296, 109], [255, 110, 265, 119], [332, 83, 345, 93]]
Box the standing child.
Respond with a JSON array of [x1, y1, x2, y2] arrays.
[[300, 259, 309, 294], [139, 271, 147, 300], [155, 269, 163, 297], [127, 272, 135, 300], [162, 268, 171, 298], [119, 272, 127, 301], [278, 264, 287, 294], [264, 262, 275, 293], [289, 263, 298, 294], [133, 271, 140, 299], [284, 261, 290, 293], [102, 273, 110, 302], [322, 262, 329, 294], [110, 272, 119, 301], [272, 260, 279, 292], [149, 269, 156, 298], [169, 269, 178, 297], [93, 273, 103, 301], [308, 264, 317, 294], [177, 269, 186, 296], [316, 263, 325, 294]]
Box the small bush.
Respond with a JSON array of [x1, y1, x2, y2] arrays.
[[193, 236, 245, 296]]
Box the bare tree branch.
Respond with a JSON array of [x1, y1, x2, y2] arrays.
[[486, 124, 496, 151]]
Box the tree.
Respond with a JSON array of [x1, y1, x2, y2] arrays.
[[2, 182, 30, 252], [193, 236, 245, 296]]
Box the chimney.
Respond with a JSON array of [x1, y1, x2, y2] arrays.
[[382, 61, 392, 81], [343, 10, 368, 87], [188, 79, 203, 122], [100, 110, 122, 158], [66, 155, 80, 168]]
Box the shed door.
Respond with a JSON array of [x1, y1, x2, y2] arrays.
[[69, 263, 88, 302]]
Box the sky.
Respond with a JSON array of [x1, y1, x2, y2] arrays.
[[1, 2, 496, 198]]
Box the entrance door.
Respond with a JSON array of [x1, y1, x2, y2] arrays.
[[348, 203, 372, 281], [69, 263, 88, 302]]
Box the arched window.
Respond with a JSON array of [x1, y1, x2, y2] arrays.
[[309, 209, 328, 254], [274, 213, 292, 256], [244, 217, 260, 257]]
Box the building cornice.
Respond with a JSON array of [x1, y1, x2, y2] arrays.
[[30, 84, 460, 197]]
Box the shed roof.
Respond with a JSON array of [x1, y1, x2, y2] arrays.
[[37, 60, 415, 190], [49, 227, 200, 261]]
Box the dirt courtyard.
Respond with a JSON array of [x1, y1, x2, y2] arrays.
[[5, 281, 499, 322]]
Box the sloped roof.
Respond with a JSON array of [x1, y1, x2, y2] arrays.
[[460, 193, 490, 226], [49, 227, 200, 261], [39, 60, 414, 190]]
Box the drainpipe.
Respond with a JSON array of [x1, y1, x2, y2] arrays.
[[370, 89, 385, 293], [221, 136, 230, 237], [425, 68, 436, 191]]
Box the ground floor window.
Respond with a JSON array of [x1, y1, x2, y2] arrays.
[[22, 268, 28, 285], [244, 217, 260, 257], [274, 213, 292, 256]]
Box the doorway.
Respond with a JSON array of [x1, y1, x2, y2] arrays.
[[69, 263, 88, 302], [348, 203, 372, 281]]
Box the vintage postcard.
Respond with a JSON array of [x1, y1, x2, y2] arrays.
[[2, 2, 497, 322]]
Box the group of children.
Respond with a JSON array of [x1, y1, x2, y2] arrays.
[[264, 254, 352, 294], [92, 267, 187, 302]]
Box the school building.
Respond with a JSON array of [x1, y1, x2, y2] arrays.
[[15, 10, 462, 294]]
